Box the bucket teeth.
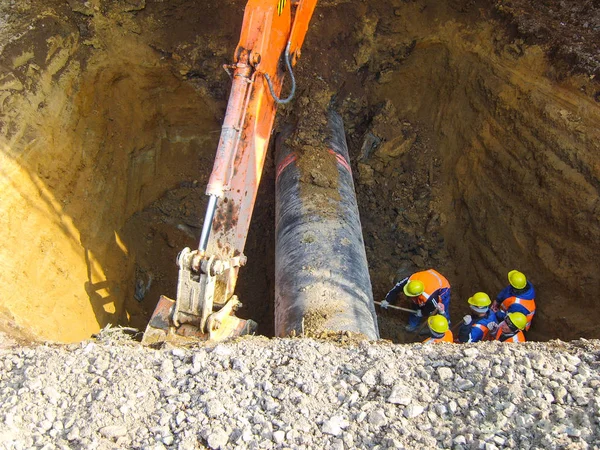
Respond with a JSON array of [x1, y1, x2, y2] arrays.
[[142, 295, 256, 345]]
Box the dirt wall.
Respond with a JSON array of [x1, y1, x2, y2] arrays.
[[369, 8, 600, 340], [0, 1, 222, 341]]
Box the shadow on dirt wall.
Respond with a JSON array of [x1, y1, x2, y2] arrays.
[[0, 2, 234, 340]]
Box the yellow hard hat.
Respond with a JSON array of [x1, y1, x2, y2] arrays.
[[468, 292, 491, 308], [508, 270, 527, 289], [507, 312, 527, 331], [428, 315, 449, 334], [404, 280, 424, 297]]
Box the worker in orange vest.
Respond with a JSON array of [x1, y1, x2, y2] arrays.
[[489, 312, 527, 343], [456, 292, 498, 343], [381, 269, 451, 332], [423, 315, 453, 344], [492, 270, 536, 331]]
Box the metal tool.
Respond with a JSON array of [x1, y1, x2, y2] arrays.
[[373, 300, 419, 314]]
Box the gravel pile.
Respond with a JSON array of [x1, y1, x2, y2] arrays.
[[1, 333, 599, 449]]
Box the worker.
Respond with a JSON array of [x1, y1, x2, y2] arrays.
[[457, 292, 498, 343], [423, 315, 453, 343], [380, 269, 450, 332], [489, 312, 527, 343], [492, 270, 536, 331]]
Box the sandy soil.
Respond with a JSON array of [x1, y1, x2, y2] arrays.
[[0, 0, 599, 343]]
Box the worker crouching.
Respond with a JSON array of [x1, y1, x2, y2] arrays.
[[489, 312, 527, 343], [423, 315, 453, 344], [457, 292, 497, 343], [381, 269, 451, 332]]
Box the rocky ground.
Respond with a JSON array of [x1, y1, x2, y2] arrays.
[[1, 332, 599, 449]]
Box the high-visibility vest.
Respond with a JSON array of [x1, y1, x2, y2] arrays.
[[500, 297, 536, 331], [494, 328, 525, 343], [472, 323, 490, 341], [423, 330, 453, 344], [410, 269, 450, 306]]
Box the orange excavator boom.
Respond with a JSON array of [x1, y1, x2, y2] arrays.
[[143, 0, 318, 344]]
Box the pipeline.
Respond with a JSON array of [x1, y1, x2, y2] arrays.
[[274, 111, 379, 340]]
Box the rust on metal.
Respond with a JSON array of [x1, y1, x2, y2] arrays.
[[146, 295, 174, 330], [142, 295, 257, 344], [212, 199, 239, 234]]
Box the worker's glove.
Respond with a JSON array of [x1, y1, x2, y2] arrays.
[[487, 322, 499, 333], [380, 300, 390, 309], [435, 303, 445, 314], [463, 315, 472, 325], [415, 309, 423, 318]]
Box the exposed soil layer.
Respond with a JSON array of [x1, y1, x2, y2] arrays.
[[0, 0, 599, 343], [494, 0, 600, 77]]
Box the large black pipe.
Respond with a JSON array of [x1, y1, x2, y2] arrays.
[[274, 111, 379, 339]]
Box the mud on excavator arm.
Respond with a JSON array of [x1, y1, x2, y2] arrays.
[[142, 0, 318, 345]]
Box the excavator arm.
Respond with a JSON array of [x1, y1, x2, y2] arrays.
[[142, 0, 318, 344]]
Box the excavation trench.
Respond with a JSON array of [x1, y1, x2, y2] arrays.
[[0, 0, 599, 343]]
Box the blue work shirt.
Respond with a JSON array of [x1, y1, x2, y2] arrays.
[[496, 281, 535, 322], [457, 310, 497, 343]]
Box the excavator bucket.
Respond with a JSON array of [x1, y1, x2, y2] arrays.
[[142, 295, 257, 346]]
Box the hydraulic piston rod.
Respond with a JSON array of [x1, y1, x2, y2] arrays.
[[199, 195, 218, 252], [274, 111, 379, 340]]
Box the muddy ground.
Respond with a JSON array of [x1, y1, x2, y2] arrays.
[[0, 0, 599, 343]]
